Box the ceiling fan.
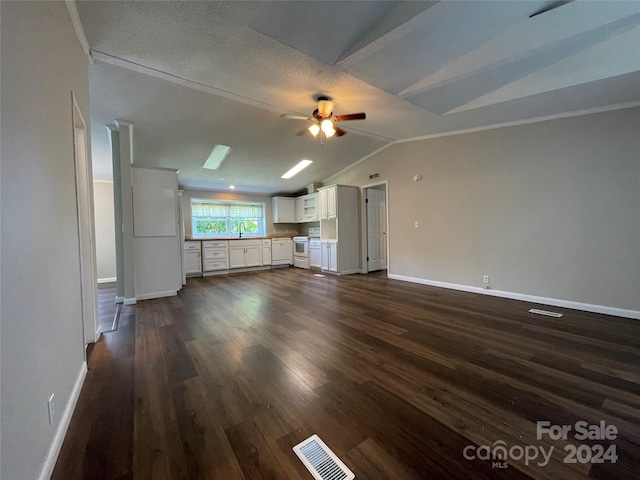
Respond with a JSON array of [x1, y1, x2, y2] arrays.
[[281, 96, 366, 145]]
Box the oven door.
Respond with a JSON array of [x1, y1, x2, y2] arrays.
[[293, 239, 309, 257]]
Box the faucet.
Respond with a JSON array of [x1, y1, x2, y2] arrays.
[[238, 222, 245, 238]]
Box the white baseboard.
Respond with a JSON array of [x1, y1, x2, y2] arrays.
[[97, 277, 117, 284], [123, 297, 137, 305], [135, 290, 177, 301], [388, 274, 640, 320], [38, 361, 88, 480]]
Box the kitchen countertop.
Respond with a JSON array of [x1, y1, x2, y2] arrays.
[[185, 235, 295, 241]]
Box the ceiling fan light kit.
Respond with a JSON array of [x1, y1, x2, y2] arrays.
[[283, 96, 366, 145]]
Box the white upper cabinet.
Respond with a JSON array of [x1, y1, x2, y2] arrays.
[[295, 197, 304, 223], [318, 186, 337, 220], [272, 196, 296, 223], [301, 193, 318, 222]]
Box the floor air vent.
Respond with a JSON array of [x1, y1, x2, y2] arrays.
[[529, 308, 563, 318], [293, 434, 355, 480]]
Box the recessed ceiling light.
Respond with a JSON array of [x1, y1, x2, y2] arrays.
[[229, 185, 236, 189], [281, 159, 312, 179], [203, 144, 232, 170]]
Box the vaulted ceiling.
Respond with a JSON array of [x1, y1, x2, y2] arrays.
[[78, 1, 640, 194]]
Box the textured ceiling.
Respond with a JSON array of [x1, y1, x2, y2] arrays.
[[77, 1, 640, 194]]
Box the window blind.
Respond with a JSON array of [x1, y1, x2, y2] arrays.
[[192, 201, 263, 218]]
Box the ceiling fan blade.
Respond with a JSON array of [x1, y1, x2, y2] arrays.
[[334, 112, 366, 121], [334, 126, 347, 137], [281, 114, 312, 121]]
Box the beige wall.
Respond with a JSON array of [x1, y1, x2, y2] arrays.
[[93, 181, 117, 281], [182, 189, 299, 238], [1, 2, 92, 479], [326, 107, 640, 313]]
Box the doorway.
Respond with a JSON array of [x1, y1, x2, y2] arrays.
[[363, 182, 388, 273], [72, 94, 99, 347]]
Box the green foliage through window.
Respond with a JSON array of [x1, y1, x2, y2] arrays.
[[192, 200, 265, 237]]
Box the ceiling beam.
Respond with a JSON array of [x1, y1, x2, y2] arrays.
[[65, 0, 94, 64]]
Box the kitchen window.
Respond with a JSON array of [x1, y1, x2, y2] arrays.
[[191, 200, 265, 238]]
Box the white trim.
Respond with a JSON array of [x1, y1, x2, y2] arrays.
[[135, 290, 177, 301], [64, 0, 94, 64], [338, 268, 361, 275], [92, 179, 113, 184], [395, 101, 640, 144], [388, 273, 640, 320], [123, 297, 137, 305], [115, 296, 124, 304], [38, 361, 88, 480], [95, 323, 102, 339], [97, 277, 117, 284]]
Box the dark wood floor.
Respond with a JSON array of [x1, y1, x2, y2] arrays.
[[97, 282, 118, 333], [53, 268, 640, 479]]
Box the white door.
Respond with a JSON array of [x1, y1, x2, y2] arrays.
[[366, 187, 387, 272]]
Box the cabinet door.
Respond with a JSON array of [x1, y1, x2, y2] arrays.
[[329, 241, 338, 272], [229, 246, 245, 268], [326, 187, 337, 219], [310, 246, 321, 268], [273, 197, 295, 223], [245, 246, 262, 267], [295, 197, 304, 223], [318, 189, 327, 219], [262, 242, 272, 265], [320, 242, 329, 270], [184, 251, 201, 274]]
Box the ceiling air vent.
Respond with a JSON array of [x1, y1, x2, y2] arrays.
[[293, 434, 355, 480]]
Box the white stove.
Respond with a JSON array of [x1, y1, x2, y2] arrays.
[[292, 235, 310, 269]]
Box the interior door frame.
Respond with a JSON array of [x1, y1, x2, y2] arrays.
[[360, 180, 389, 274], [72, 92, 99, 347]]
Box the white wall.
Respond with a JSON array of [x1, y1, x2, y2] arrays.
[[1, 2, 91, 479], [325, 108, 640, 315], [93, 180, 117, 281], [182, 188, 299, 238]]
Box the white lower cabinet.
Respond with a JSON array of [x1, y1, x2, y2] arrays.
[[228, 240, 262, 268], [262, 239, 272, 265], [321, 240, 338, 273], [309, 240, 321, 269], [202, 241, 228, 271], [184, 241, 202, 275]]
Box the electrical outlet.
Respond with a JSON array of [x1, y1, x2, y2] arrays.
[[47, 394, 55, 425], [414, 221, 419, 228], [483, 275, 490, 284]]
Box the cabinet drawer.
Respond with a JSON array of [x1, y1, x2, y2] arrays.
[[184, 241, 201, 252], [203, 248, 228, 260], [202, 241, 228, 249], [203, 259, 228, 271]]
